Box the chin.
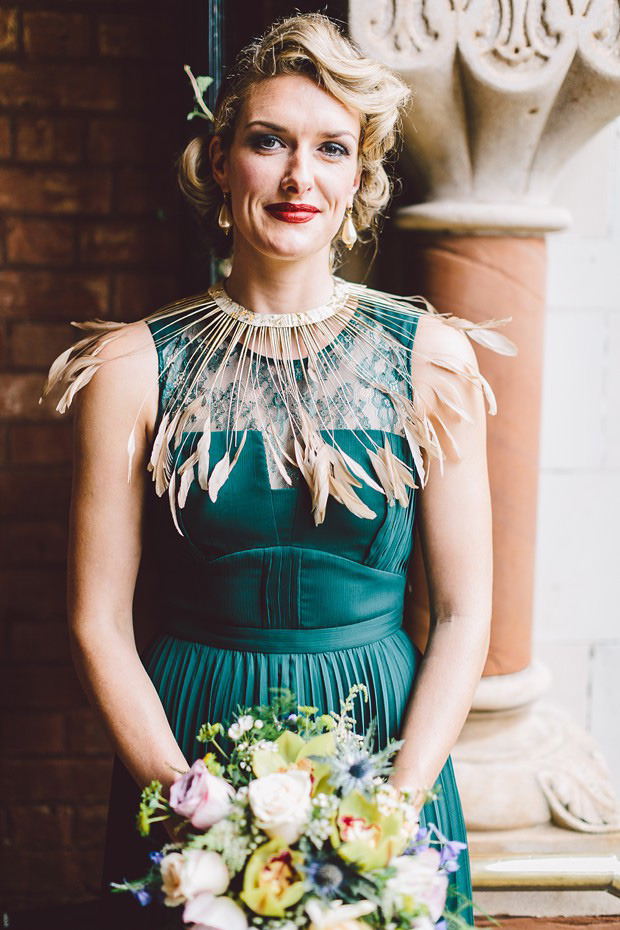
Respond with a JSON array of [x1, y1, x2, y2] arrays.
[[253, 230, 331, 262]]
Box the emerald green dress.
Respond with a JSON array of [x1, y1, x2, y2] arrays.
[[100, 296, 474, 926]]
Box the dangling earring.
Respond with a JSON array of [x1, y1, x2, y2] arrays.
[[340, 205, 357, 250], [218, 193, 232, 235]]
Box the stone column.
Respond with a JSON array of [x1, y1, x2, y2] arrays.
[[350, 0, 620, 832]]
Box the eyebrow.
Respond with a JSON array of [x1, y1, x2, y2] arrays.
[[243, 120, 358, 142]]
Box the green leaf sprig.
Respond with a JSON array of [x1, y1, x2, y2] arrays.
[[184, 64, 215, 123]]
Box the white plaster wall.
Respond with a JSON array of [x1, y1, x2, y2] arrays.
[[534, 117, 620, 796]]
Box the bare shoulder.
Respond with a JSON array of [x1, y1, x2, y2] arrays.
[[412, 311, 479, 369], [411, 311, 483, 418], [73, 319, 159, 436]]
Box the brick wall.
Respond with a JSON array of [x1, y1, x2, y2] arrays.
[[0, 0, 189, 910]]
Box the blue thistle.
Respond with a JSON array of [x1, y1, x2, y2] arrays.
[[304, 855, 346, 897]]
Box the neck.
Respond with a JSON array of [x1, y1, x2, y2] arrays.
[[223, 240, 335, 315]]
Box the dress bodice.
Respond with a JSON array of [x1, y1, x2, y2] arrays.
[[144, 302, 419, 643], [42, 275, 514, 649]]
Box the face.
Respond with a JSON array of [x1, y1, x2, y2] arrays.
[[210, 74, 361, 263]]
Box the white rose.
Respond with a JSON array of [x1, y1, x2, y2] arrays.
[[160, 849, 229, 906], [306, 898, 376, 930], [387, 849, 448, 923], [411, 919, 435, 930], [183, 892, 248, 930], [248, 770, 312, 844]]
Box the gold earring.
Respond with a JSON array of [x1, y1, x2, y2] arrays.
[[340, 205, 357, 250], [218, 193, 232, 234]]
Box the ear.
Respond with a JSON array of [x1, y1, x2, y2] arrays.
[[209, 135, 229, 191], [351, 168, 362, 202]]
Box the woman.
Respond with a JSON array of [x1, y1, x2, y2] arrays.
[[44, 12, 514, 926]]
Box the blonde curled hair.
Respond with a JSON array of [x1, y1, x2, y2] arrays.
[[177, 13, 411, 265]]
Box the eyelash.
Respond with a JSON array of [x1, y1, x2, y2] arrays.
[[250, 134, 350, 158]]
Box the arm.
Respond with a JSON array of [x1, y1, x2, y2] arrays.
[[389, 315, 493, 802], [67, 322, 189, 795]]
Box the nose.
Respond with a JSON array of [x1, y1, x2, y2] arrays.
[[281, 145, 313, 195]]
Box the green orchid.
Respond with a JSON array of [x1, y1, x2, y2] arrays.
[[331, 791, 408, 870], [240, 838, 305, 916], [251, 729, 336, 796]]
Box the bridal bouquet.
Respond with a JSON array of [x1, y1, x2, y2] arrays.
[[112, 685, 468, 930]]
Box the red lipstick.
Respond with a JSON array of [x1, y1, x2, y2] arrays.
[[265, 202, 320, 223]]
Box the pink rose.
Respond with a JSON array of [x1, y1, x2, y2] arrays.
[[169, 759, 234, 830]]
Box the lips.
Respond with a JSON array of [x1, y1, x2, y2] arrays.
[[265, 203, 320, 224]]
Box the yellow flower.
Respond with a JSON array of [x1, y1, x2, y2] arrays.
[[240, 839, 305, 917], [331, 792, 408, 870], [251, 730, 336, 796]]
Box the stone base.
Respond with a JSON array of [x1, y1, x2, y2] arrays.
[[469, 824, 620, 917]]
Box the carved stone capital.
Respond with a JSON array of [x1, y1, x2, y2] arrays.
[[349, 0, 620, 232]]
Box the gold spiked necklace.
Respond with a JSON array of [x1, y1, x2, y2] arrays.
[[42, 276, 517, 531]]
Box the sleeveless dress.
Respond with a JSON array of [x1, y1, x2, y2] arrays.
[[99, 294, 475, 927]]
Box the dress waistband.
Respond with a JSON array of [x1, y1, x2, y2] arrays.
[[162, 608, 404, 654]]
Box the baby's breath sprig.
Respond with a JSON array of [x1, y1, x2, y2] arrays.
[[328, 682, 369, 739]]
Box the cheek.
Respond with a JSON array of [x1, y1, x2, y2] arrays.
[[316, 165, 359, 207], [229, 156, 276, 203]]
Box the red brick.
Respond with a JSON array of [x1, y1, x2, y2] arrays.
[[97, 221, 180, 267], [97, 13, 147, 57], [0, 270, 109, 320], [2, 710, 66, 755], [0, 114, 11, 158], [0, 848, 84, 894], [16, 116, 84, 165], [1, 757, 112, 803], [0, 373, 57, 418], [112, 165, 151, 214], [0, 567, 66, 618], [0, 663, 84, 709], [0, 323, 6, 367], [0, 520, 68, 564], [73, 803, 108, 850], [5, 218, 76, 266], [79, 219, 150, 263], [0, 470, 71, 519], [9, 620, 71, 662], [23, 11, 92, 58], [0, 166, 110, 214], [9, 422, 73, 465], [0, 8, 18, 53], [0, 807, 8, 841], [9, 804, 73, 849], [80, 850, 107, 899], [10, 322, 76, 369], [66, 708, 112, 755], [88, 117, 146, 165], [0, 63, 122, 110], [113, 271, 178, 320]]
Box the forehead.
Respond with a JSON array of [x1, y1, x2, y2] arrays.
[[238, 73, 361, 138]]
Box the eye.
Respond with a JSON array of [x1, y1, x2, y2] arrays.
[[320, 141, 349, 158], [250, 133, 284, 151]]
